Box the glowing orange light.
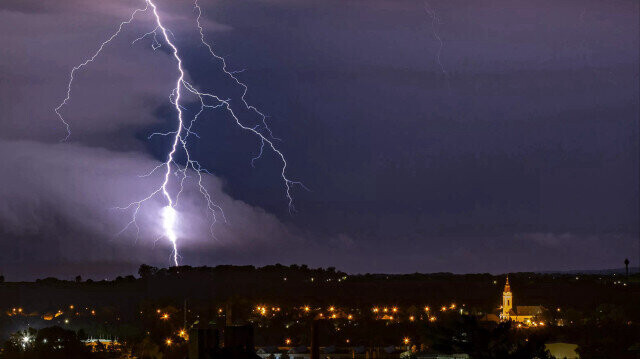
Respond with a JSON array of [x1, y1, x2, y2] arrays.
[[372, 307, 379, 313], [161, 313, 169, 320], [165, 339, 172, 346], [409, 316, 415, 321], [347, 314, 353, 320], [304, 306, 310, 312], [403, 337, 410, 345], [178, 329, 189, 340], [328, 306, 335, 312], [285, 338, 292, 345], [429, 316, 436, 322]]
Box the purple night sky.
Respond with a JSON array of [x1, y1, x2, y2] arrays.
[[0, 0, 638, 280]]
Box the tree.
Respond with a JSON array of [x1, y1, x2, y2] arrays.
[[2, 326, 92, 359], [136, 337, 163, 359], [75, 275, 82, 283], [139, 264, 159, 279], [3, 328, 38, 355], [418, 317, 553, 359]]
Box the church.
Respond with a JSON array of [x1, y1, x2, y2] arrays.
[[498, 277, 545, 324]]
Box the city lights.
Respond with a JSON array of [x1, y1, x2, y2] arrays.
[[21, 335, 32, 345]]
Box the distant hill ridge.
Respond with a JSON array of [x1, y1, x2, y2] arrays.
[[538, 267, 640, 275]]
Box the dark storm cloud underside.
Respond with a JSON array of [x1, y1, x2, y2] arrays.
[[0, 0, 638, 279]]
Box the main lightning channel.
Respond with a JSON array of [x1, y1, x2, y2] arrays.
[[147, 0, 185, 266], [55, 0, 304, 266]]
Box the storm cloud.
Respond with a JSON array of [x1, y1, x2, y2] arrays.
[[0, 0, 638, 278]]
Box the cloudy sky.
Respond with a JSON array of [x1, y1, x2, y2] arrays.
[[0, 0, 638, 280]]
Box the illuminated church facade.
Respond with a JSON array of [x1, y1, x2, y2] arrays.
[[499, 277, 544, 323]]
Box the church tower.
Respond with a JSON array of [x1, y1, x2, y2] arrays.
[[501, 276, 513, 320]]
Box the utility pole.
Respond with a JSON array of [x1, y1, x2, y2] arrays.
[[184, 299, 187, 330]]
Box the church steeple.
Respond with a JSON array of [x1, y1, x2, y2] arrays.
[[501, 276, 513, 320]]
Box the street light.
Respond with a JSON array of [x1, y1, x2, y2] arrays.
[[21, 334, 32, 349]]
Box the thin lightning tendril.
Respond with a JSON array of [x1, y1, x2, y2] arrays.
[[55, 3, 150, 142], [424, 2, 446, 76], [55, 0, 304, 266], [193, 0, 280, 141]]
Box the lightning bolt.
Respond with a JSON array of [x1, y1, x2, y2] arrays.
[[55, 0, 304, 266], [424, 2, 449, 90]]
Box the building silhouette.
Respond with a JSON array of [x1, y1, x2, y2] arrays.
[[499, 276, 544, 324]]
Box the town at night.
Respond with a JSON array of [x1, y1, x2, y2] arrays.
[[0, 0, 638, 358]]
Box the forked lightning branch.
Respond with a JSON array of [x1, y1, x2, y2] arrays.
[[55, 0, 304, 266]]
